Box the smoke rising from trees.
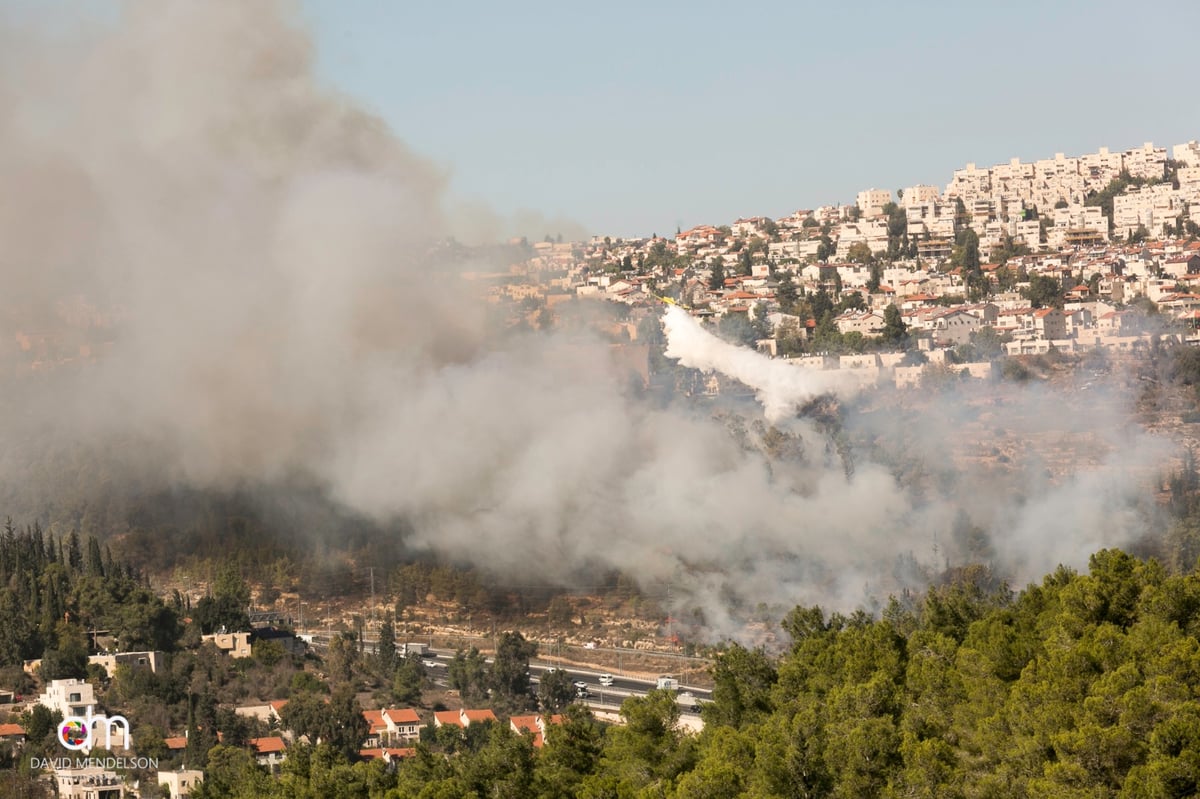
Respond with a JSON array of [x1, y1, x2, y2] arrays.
[[0, 1, 1178, 639]]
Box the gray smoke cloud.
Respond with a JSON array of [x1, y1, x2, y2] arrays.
[[0, 0, 1177, 640]]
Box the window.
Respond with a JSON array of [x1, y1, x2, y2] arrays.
[[69, 693, 81, 703]]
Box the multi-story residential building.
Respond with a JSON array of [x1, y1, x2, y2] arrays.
[[768, 240, 822, 260], [835, 310, 885, 335], [1033, 308, 1068, 340], [1048, 205, 1108, 248], [39, 679, 96, 718], [731, 217, 771, 237], [1173, 141, 1200, 166], [1079, 146, 1125, 181], [1015, 219, 1042, 248], [1124, 142, 1167, 179], [856, 188, 893, 218], [901, 184, 941, 207]]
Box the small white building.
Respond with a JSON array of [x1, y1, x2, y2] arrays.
[[201, 632, 252, 658], [88, 651, 164, 676], [158, 769, 203, 799], [55, 766, 124, 799], [38, 679, 96, 719]]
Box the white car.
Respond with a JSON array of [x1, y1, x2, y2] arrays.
[[573, 680, 588, 690], [598, 674, 614, 686], [422, 659, 440, 668]]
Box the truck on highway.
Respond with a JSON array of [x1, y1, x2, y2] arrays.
[[676, 691, 701, 713], [656, 676, 678, 691]]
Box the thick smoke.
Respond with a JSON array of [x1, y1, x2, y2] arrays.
[[662, 305, 868, 420], [0, 1, 1178, 639]]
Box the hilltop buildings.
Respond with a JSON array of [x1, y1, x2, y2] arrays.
[[479, 137, 1200, 385]]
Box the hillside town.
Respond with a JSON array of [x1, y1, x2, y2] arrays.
[[479, 138, 1200, 387]]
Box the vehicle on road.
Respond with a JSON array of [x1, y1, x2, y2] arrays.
[[423, 659, 440, 668], [656, 676, 678, 690], [677, 691, 701, 713], [598, 674, 614, 686]]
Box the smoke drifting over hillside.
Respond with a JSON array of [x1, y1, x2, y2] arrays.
[[0, 1, 1177, 637], [662, 305, 868, 420]]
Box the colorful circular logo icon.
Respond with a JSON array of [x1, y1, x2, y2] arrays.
[[59, 720, 87, 748]]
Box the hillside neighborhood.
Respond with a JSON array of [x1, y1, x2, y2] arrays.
[[6, 137, 1200, 797], [479, 138, 1200, 387]]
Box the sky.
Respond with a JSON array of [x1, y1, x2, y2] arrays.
[[298, 0, 1200, 239], [7, 0, 1200, 239]]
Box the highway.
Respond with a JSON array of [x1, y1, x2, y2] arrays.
[[303, 633, 711, 714]]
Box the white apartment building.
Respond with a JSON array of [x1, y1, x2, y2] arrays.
[[1124, 142, 1167, 179], [39, 679, 96, 718], [1079, 146, 1125, 181], [1034, 152, 1080, 181], [768, 239, 822, 260], [1048, 205, 1108, 248], [856, 188, 893, 218], [1173, 141, 1200, 167], [901, 184, 941, 207], [947, 162, 991, 199], [1015, 219, 1042, 248]]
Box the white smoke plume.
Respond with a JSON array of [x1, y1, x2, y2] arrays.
[[662, 305, 868, 420], [0, 0, 1180, 640]]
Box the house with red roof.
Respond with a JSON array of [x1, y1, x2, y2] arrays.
[[1163, 254, 1200, 278], [0, 722, 25, 747], [508, 714, 564, 748], [461, 709, 498, 727], [433, 710, 463, 729], [383, 708, 422, 741], [358, 747, 416, 763], [361, 707, 422, 746], [1033, 308, 1067, 340], [249, 736, 288, 773], [234, 699, 287, 725], [434, 708, 497, 730]]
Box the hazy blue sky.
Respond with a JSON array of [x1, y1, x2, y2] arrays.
[[6, 0, 1199, 239], [299, 0, 1200, 238]]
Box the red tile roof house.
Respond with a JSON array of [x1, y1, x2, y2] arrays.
[[361, 708, 422, 746], [509, 714, 564, 748], [509, 715, 544, 747], [383, 708, 421, 741], [362, 710, 388, 748], [234, 699, 287, 725], [433, 710, 464, 729], [433, 709, 497, 730], [0, 722, 25, 747], [461, 709, 498, 727], [249, 736, 288, 773], [358, 747, 416, 763]]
